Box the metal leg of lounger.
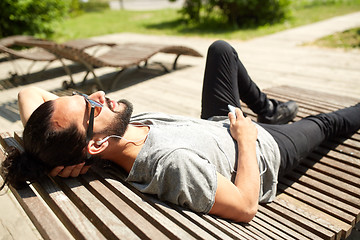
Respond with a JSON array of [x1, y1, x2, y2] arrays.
[[38, 60, 54, 74], [172, 54, 181, 70], [8, 56, 25, 82], [80, 61, 105, 91], [110, 68, 126, 90], [58, 58, 75, 86], [81, 71, 91, 85]]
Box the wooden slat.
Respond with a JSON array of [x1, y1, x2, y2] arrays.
[[94, 169, 198, 239], [259, 205, 311, 240], [276, 193, 352, 239], [1, 132, 109, 239], [265, 203, 330, 240], [53, 177, 140, 239], [34, 178, 106, 240], [295, 166, 360, 199], [308, 152, 360, 178], [79, 173, 170, 239], [248, 217, 287, 239], [279, 178, 359, 221], [0, 133, 74, 240], [104, 168, 223, 240], [301, 159, 360, 187], [255, 211, 305, 240], [288, 171, 360, 211]]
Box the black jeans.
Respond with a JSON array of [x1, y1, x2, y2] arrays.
[[201, 40, 360, 176]]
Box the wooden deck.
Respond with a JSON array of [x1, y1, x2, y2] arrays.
[[1, 85, 359, 240]]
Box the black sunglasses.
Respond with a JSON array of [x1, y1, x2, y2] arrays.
[[72, 91, 103, 143]]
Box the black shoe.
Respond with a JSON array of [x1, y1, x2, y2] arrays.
[[257, 100, 298, 124]]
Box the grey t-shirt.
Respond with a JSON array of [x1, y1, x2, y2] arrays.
[[126, 112, 281, 213]]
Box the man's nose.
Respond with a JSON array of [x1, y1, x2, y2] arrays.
[[89, 91, 105, 103]]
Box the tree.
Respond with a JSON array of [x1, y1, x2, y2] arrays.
[[0, 0, 70, 38]]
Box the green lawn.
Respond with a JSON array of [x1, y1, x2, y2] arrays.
[[54, 2, 360, 43], [307, 27, 360, 49]]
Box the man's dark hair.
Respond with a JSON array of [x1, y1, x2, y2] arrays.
[[0, 100, 90, 189]]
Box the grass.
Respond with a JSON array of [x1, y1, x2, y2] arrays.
[[53, 1, 360, 42], [307, 27, 360, 49]]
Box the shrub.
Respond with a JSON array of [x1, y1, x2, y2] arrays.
[[171, 0, 291, 27], [0, 0, 70, 38]]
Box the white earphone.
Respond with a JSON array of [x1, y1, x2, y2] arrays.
[[96, 123, 149, 145], [96, 134, 148, 145]]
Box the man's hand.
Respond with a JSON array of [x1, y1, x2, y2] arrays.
[[228, 108, 257, 144], [49, 163, 91, 178]]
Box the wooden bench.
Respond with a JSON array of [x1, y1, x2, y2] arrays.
[[0, 85, 359, 239]]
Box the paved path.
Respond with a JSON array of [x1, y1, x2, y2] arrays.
[[109, 0, 185, 10], [0, 11, 359, 239]]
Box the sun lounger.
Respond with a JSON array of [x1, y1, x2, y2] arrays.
[[1, 86, 359, 239], [0, 36, 116, 84], [0, 36, 58, 81], [15, 39, 203, 90]]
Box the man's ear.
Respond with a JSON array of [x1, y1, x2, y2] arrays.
[[87, 139, 108, 156]]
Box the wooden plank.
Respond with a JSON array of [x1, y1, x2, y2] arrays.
[[230, 223, 267, 240], [246, 219, 282, 239], [301, 159, 360, 188], [259, 205, 311, 240], [208, 217, 255, 240], [79, 173, 171, 239], [276, 193, 352, 240], [53, 177, 140, 240], [0, 146, 73, 240], [171, 205, 241, 239], [93, 169, 198, 239], [202, 215, 255, 239], [265, 202, 332, 240], [322, 141, 360, 158], [104, 167, 223, 240], [315, 147, 360, 169], [279, 178, 359, 220], [264, 86, 359, 107], [286, 171, 360, 212], [34, 178, 106, 240], [1, 132, 107, 239], [255, 211, 303, 240], [295, 165, 360, 198], [308, 152, 360, 178], [278, 183, 355, 227], [250, 216, 288, 239]]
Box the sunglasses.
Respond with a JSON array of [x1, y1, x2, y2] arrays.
[[72, 91, 103, 143]]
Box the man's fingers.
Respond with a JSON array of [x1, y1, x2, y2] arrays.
[[80, 165, 91, 175], [49, 166, 64, 177], [50, 163, 90, 178], [235, 108, 245, 119], [70, 162, 86, 178], [57, 165, 76, 178], [228, 112, 236, 123]]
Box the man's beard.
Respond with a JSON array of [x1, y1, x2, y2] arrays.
[[100, 99, 133, 137]]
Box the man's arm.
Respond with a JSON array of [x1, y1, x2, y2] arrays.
[[209, 108, 259, 223], [18, 86, 58, 126]]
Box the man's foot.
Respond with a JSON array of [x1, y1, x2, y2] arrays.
[[257, 100, 298, 124]]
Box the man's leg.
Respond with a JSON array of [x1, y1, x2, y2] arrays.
[[201, 40, 298, 124], [261, 103, 360, 176], [201, 40, 269, 119]]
